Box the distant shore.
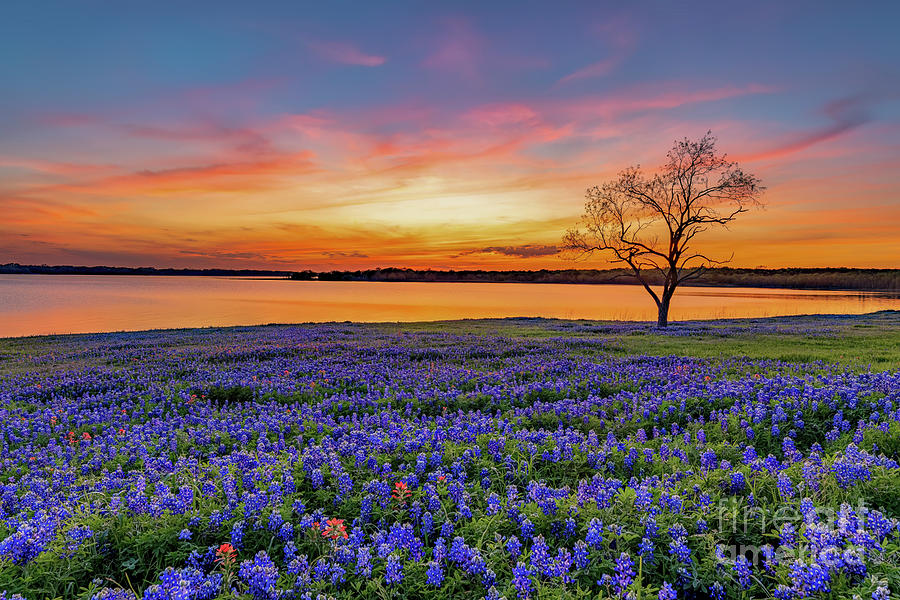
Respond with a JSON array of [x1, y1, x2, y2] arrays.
[[2, 263, 898, 292], [0, 263, 291, 278]]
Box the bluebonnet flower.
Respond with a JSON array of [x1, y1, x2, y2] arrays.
[[520, 518, 534, 539], [512, 562, 533, 599], [760, 544, 776, 574], [230, 520, 245, 549], [143, 567, 221, 600], [355, 546, 372, 577], [91, 589, 137, 600], [733, 555, 752, 589], [313, 558, 331, 582], [486, 493, 501, 515], [613, 552, 635, 595], [426, 561, 444, 587], [548, 547, 573, 582], [639, 537, 655, 565], [789, 560, 831, 595], [586, 518, 604, 549], [668, 538, 691, 565], [776, 473, 794, 499], [287, 553, 309, 578], [384, 554, 403, 585], [873, 586, 891, 600], [283, 541, 297, 563], [530, 535, 551, 576], [742, 446, 758, 465], [420, 510, 433, 534], [840, 548, 866, 577], [644, 516, 659, 539], [780, 523, 797, 548], [330, 564, 346, 587], [658, 582, 677, 600], [506, 535, 522, 557], [441, 521, 454, 539], [573, 540, 589, 569], [773, 584, 794, 599], [6, 312, 900, 600], [433, 537, 447, 563], [485, 586, 504, 600]]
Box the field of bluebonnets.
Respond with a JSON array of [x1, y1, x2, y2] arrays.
[[1, 312, 899, 600]]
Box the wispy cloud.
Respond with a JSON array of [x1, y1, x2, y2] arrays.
[[558, 18, 636, 84], [0, 156, 117, 177], [555, 83, 775, 120], [738, 94, 875, 163], [467, 244, 560, 258], [308, 40, 386, 67], [36, 151, 319, 197], [323, 250, 369, 259], [123, 122, 277, 156]]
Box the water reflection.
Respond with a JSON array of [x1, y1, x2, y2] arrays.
[[0, 275, 897, 337]]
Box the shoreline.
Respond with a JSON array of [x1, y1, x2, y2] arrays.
[[1, 309, 896, 342]]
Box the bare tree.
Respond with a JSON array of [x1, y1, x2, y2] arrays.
[[563, 132, 764, 327]]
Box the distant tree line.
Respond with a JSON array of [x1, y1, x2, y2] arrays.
[[292, 267, 900, 291], [4, 263, 897, 291], [0, 263, 291, 277]]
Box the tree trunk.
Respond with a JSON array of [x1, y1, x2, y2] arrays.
[[657, 298, 670, 327]]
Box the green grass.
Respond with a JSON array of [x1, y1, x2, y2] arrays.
[[377, 311, 900, 370], [607, 327, 900, 368], [2, 311, 898, 375]]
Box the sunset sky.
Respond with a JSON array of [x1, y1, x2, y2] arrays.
[[2, 1, 898, 270]]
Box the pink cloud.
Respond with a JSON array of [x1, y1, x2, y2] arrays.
[[123, 121, 276, 156], [463, 103, 540, 127], [422, 17, 483, 80], [0, 156, 118, 177], [277, 113, 335, 138], [308, 40, 386, 67], [555, 83, 775, 119], [461, 103, 574, 145], [558, 58, 621, 84], [737, 95, 873, 163]]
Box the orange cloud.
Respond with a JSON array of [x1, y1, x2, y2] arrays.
[[32, 152, 317, 197]]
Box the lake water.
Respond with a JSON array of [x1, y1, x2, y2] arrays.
[[0, 275, 897, 337]]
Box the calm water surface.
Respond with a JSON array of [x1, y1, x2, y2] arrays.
[[0, 275, 897, 337]]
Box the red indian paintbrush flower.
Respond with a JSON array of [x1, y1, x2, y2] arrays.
[[322, 517, 348, 540], [215, 542, 237, 566], [392, 481, 411, 504]]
